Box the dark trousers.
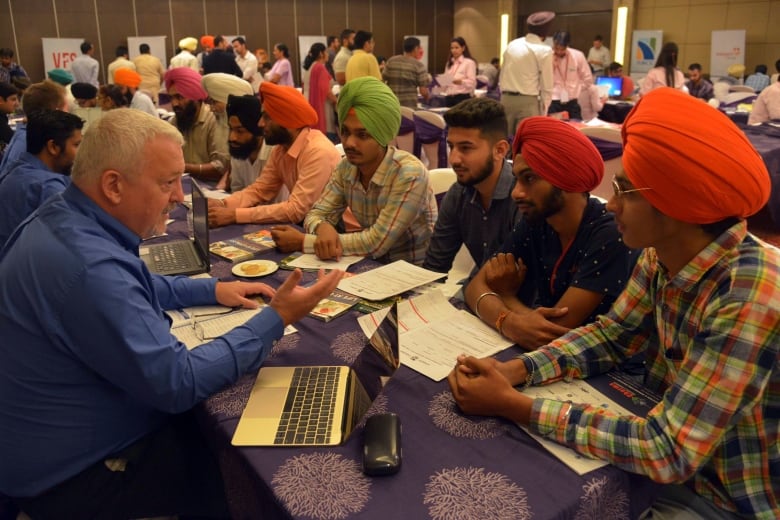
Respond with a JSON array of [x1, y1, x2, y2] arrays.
[[13, 412, 230, 520], [548, 99, 582, 121], [445, 93, 472, 107]]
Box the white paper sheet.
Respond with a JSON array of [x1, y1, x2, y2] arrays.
[[520, 379, 635, 475], [337, 260, 445, 300], [356, 290, 512, 381], [286, 253, 363, 271]]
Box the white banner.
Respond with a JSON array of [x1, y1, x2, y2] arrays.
[[128, 36, 168, 70], [710, 30, 745, 78], [630, 30, 663, 73], [41, 38, 83, 76]]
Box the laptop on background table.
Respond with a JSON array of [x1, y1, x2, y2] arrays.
[[595, 76, 624, 99], [140, 179, 210, 276], [232, 304, 400, 447]]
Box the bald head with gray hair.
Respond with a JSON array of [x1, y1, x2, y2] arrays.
[[71, 108, 183, 184]]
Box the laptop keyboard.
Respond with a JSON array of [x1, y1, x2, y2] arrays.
[[274, 366, 340, 445], [151, 241, 198, 272]]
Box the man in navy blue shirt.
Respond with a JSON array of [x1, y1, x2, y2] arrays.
[[0, 108, 342, 518], [423, 97, 520, 276], [0, 79, 68, 178], [0, 109, 83, 246], [464, 117, 636, 350]]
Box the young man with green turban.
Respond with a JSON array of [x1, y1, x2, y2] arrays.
[[271, 76, 438, 265]]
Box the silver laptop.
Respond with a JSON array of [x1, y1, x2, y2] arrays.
[[232, 304, 400, 447], [140, 180, 210, 276]]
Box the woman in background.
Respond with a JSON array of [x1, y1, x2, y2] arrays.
[[442, 37, 477, 107], [640, 42, 686, 96], [266, 43, 294, 86], [303, 42, 338, 142]]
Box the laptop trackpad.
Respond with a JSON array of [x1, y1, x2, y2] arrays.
[[243, 388, 287, 418]]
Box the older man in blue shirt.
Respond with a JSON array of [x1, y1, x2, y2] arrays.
[[0, 109, 83, 246], [0, 109, 341, 518]]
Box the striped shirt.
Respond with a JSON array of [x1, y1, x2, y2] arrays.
[[524, 221, 779, 518], [304, 147, 438, 265]]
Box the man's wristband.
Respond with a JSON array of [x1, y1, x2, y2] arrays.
[[495, 311, 509, 337], [474, 291, 499, 319]]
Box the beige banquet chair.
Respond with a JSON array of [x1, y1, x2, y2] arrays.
[[413, 110, 448, 169], [392, 106, 416, 154]]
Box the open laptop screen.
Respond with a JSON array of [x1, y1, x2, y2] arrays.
[[595, 76, 623, 98], [190, 180, 210, 260]]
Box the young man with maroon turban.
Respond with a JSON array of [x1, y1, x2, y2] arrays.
[[464, 117, 636, 349], [164, 67, 229, 182], [450, 88, 779, 519], [207, 81, 341, 226]]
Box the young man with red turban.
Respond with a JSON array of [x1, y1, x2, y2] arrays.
[[207, 81, 341, 226], [450, 88, 779, 519], [164, 67, 228, 182], [464, 116, 636, 349]]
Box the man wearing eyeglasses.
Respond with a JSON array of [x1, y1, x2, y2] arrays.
[[463, 116, 636, 350], [0, 109, 344, 518], [450, 88, 778, 519]]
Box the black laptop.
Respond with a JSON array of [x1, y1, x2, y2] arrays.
[[140, 180, 210, 276]]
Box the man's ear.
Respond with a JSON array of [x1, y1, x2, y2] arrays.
[[495, 139, 510, 161], [100, 170, 124, 205], [45, 139, 61, 158]]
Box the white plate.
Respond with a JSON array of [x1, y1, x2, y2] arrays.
[[232, 259, 279, 278]]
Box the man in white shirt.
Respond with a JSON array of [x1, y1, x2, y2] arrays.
[[587, 35, 611, 77], [169, 38, 199, 72], [70, 41, 100, 88], [548, 30, 592, 121], [499, 11, 555, 135], [333, 29, 355, 86], [232, 37, 260, 92]]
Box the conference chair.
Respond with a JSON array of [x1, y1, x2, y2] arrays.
[[579, 125, 622, 201], [413, 110, 448, 169], [393, 106, 415, 154]]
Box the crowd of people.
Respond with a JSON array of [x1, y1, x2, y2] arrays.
[[0, 13, 777, 520]]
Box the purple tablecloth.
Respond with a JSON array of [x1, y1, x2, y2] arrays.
[[741, 126, 780, 226], [148, 196, 663, 519]]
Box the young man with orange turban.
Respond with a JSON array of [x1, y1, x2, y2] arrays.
[[164, 67, 229, 182], [114, 68, 156, 117], [450, 88, 779, 519], [464, 116, 636, 349], [207, 81, 341, 226]]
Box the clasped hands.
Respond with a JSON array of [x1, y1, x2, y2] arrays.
[[447, 355, 531, 422], [483, 253, 570, 349]]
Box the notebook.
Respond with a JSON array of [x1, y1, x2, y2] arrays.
[[595, 76, 623, 99], [140, 180, 210, 276], [232, 304, 400, 447]]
